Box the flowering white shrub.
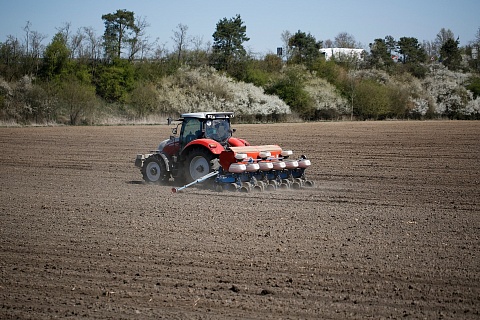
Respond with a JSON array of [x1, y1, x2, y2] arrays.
[[0, 77, 13, 120], [156, 66, 290, 115], [224, 81, 289, 115], [0, 76, 34, 121], [304, 77, 349, 115], [421, 64, 477, 117], [355, 69, 391, 84], [0, 77, 13, 97], [350, 65, 479, 118], [411, 98, 430, 116], [465, 97, 480, 115]]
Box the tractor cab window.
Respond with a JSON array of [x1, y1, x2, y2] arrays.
[[180, 118, 202, 145], [205, 119, 231, 142]]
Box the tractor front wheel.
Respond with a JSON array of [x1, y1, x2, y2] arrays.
[[142, 155, 168, 184], [184, 148, 215, 183]]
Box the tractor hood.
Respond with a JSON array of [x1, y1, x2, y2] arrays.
[[158, 138, 175, 152]]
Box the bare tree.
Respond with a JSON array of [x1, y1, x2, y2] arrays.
[[2, 35, 23, 81], [172, 23, 189, 63], [23, 21, 31, 54], [334, 32, 359, 48], [153, 41, 168, 60], [191, 35, 204, 52], [127, 15, 150, 61], [83, 27, 101, 61], [29, 31, 47, 57], [423, 40, 436, 58], [55, 23, 83, 59], [70, 28, 86, 59], [323, 39, 333, 48], [188, 35, 209, 66], [57, 23, 88, 60], [435, 28, 455, 47], [55, 22, 71, 43], [22, 22, 47, 76], [23, 21, 47, 58], [137, 36, 155, 60]]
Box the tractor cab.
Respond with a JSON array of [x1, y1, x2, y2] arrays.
[[178, 112, 234, 146], [158, 112, 240, 168], [163, 112, 235, 157]]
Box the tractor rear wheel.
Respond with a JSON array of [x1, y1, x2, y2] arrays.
[[184, 147, 215, 183], [142, 155, 168, 184]]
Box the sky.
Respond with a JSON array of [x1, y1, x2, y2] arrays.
[[1, 0, 479, 56]]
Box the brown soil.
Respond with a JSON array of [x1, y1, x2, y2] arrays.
[[1, 121, 479, 319]]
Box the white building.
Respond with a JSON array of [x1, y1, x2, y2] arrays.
[[319, 48, 365, 61]]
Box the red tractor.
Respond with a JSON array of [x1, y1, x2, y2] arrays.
[[135, 112, 313, 192]]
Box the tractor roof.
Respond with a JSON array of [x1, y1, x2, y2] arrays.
[[180, 112, 234, 120]]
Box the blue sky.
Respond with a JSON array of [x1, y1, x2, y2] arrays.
[[1, 0, 479, 55]]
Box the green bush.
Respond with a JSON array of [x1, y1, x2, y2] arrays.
[[354, 79, 391, 119], [56, 79, 99, 125], [266, 68, 314, 119], [128, 81, 159, 118], [95, 59, 135, 103], [244, 67, 270, 87], [311, 58, 344, 85], [466, 76, 480, 99]]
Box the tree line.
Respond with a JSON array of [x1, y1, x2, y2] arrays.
[[1, 9, 479, 125]]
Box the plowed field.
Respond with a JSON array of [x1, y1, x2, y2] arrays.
[[1, 121, 479, 319]]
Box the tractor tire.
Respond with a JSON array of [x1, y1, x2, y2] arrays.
[[142, 155, 168, 184], [184, 147, 216, 183]]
